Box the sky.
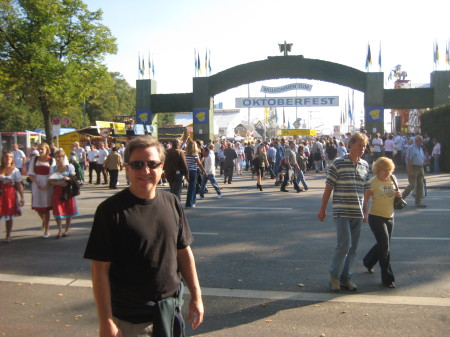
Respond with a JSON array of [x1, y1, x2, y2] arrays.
[[84, 0, 449, 133]]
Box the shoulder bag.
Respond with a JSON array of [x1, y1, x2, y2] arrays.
[[391, 175, 407, 210]]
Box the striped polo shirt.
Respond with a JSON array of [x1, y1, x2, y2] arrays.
[[185, 154, 199, 171], [326, 155, 370, 218]]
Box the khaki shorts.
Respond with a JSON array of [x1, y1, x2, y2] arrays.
[[113, 317, 153, 337]]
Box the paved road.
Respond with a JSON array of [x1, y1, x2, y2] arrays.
[[1, 170, 449, 336]]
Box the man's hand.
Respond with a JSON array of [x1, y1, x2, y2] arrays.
[[99, 320, 122, 337], [188, 296, 204, 330], [317, 208, 326, 222]]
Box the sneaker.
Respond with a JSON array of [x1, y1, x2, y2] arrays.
[[198, 196, 204, 200], [329, 277, 340, 291], [280, 188, 289, 192], [341, 280, 357, 291], [217, 194, 222, 199], [192, 204, 196, 208], [415, 203, 427, 208]]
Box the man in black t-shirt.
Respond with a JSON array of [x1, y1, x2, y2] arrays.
[[84, 136, 204, 337]]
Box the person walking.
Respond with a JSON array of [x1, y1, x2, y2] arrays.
[[317, 132, 370, 292], [235, 142, 244, 175], [252, 144, 269, 191], [96, 141, 109, 185], [0, 151, 25, 242], [104, 147, 123, 189], [244, 142, 254, 172], [164, 138, 188, 201], [266, 143, 277, 179], [372, 133, 383, 162], [280, 140, 302, 193], [84, 136, 204, 337], [49, 149, 78, 239], [87, 144, 99, 184], [185, 141, 206, 209], [311, 139, 324, 173], [12, 144, 26, 174], [72, 141, 86, 183], [362, 157, 400, 288], [384, 135, 395, 160], [431, 138, 441, 173], [402, 135, 427, 207], [223, 142, 237, 184], [28, 143, 55, 238], [296, 144, 309, 191], [199, 145, 222, 199]]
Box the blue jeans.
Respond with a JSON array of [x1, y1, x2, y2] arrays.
[[200, 174, 221, 197], [433, 154, 440, 173], [329, 217, 362, 281], [296, 170, 308, 189], [281, 170, 300, 191], [186, 170, 198, 207]]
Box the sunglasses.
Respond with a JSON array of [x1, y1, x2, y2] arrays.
[[127, 160, 163, 170]]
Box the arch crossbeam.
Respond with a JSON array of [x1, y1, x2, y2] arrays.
[[209, 56, 367, 96]]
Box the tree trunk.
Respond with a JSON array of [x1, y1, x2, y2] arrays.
[[39, 95, 53, 146]]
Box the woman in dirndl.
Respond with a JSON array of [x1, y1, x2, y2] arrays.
[[28, 143, 55, 238], [49, 149, 78, 239], [0, 151, 25, 242]]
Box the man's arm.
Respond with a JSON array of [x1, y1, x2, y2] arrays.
[[21, 152, 26, 169], [177, 247, 204, 330], [317, 184, 333, 222], [363, 189, 372, 223], [91, 260, 122, 337]]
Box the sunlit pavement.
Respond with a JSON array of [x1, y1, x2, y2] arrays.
[[1, 170, 449, 337]]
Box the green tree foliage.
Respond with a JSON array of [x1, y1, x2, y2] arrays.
[[0, 0, 117, 143], [420, 105, 450, 172], [0, 91, 42, 130], [158, 112, 176, 127], [71, 72, 136, 127]]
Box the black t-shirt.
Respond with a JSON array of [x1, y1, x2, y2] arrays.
[[84, 189, 193, 323]]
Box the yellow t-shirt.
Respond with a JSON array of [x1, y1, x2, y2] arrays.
[[369, 176, 397, 218]]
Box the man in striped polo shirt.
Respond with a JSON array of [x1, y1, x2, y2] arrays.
[[317, 132, 370, 292]]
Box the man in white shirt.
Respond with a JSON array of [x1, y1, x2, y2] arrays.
[[371, 133, 383, 161], [199, 144, 222, 199], [12, 144, 26, 173], [393, 132, 404, 166], [87, 144, 99, 184], [96, 141, 109, 184], [431, 138, 441, 173]]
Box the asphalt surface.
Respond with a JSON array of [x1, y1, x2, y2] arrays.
[[0, 169, 449, 337]]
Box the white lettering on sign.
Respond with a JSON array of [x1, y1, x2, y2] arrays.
[[260, 83, 312, 94], [235, 96, 339, 108]]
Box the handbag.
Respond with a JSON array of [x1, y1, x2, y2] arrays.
[[391, 175, 407, 210]]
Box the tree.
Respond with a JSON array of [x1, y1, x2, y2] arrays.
[[0, 91, 42, 131], [158, 113, 176, 127], [421, 105, 450, 172], [76, 72, 136, 127], [0, 0, 117, 144]]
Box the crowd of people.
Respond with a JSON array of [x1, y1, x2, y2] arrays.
[[0, 140, 128, 241], [1, 130, 441, 242]]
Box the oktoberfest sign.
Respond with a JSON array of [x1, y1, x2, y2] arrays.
[[236, 96, 339, 108], [260, 83, 312, 94]]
